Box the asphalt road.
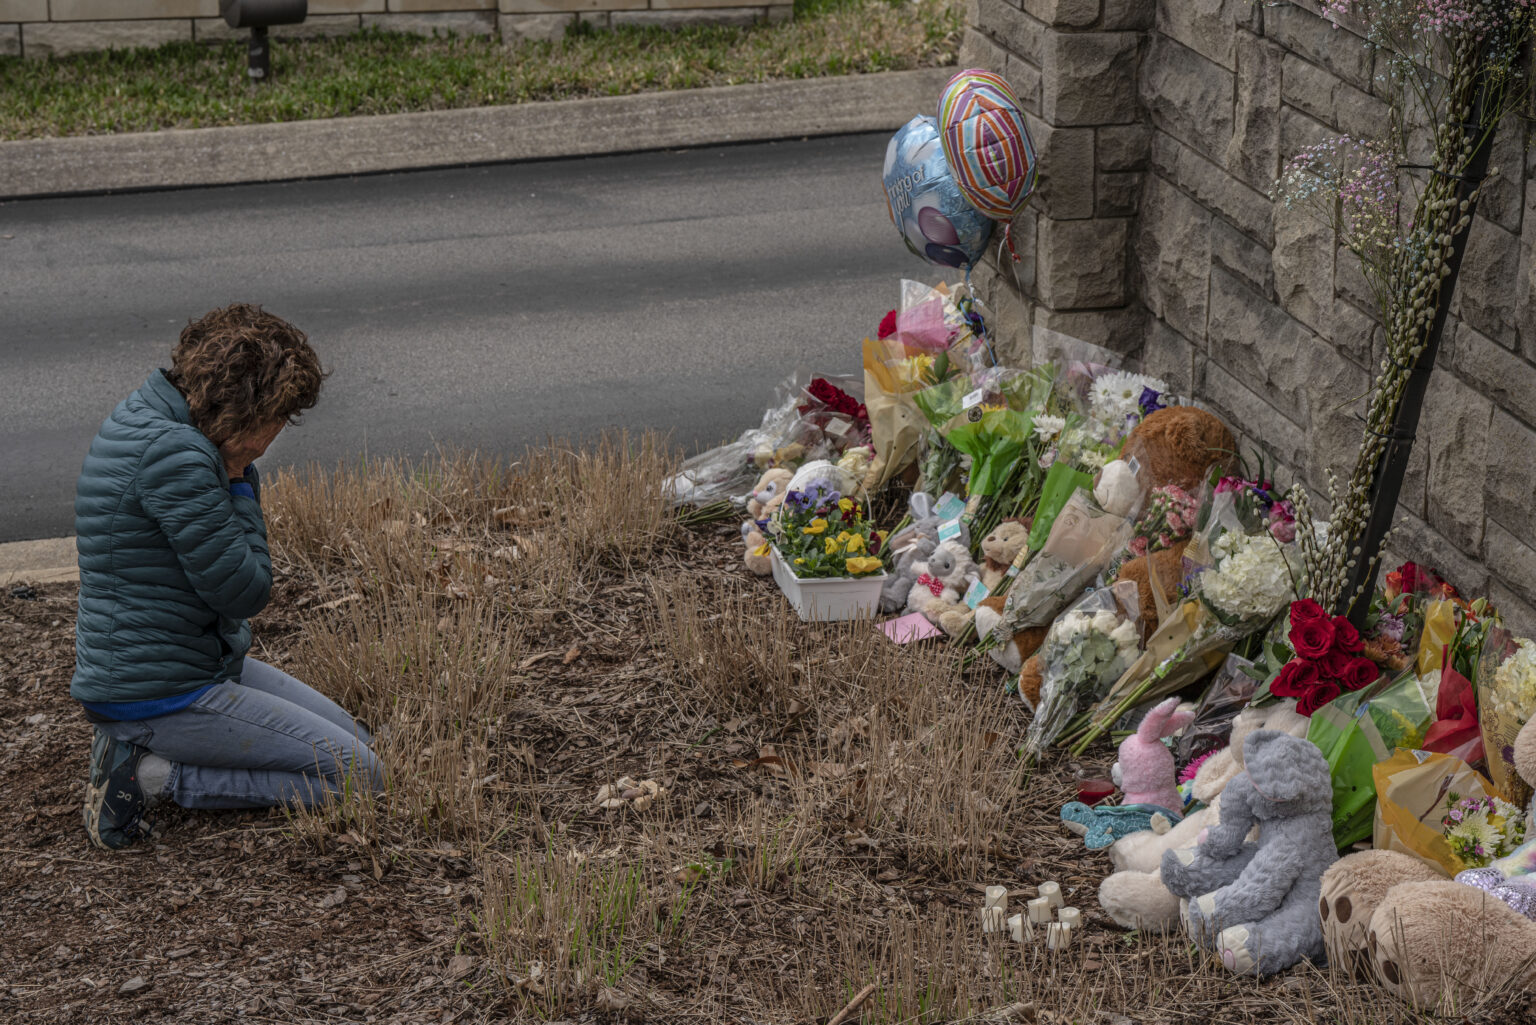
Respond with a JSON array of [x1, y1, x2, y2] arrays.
[[0, 133, 931, 542]]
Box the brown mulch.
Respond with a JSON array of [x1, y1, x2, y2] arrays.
[[2, 510, 1527, 1024]]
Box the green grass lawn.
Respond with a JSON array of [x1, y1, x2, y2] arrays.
[[0, 0, 960, 140]]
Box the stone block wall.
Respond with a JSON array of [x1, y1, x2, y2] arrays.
[[967, 0, 1536, 634], [0, 0, 789, 57]]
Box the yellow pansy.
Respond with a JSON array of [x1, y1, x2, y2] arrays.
[[838, 498, 854, 513], [824, 537, 841, 555], [843, 534, 867, 554], [845, 556, 883, 576], [802, 518, 828, 535], [752, 542, 770, 557]]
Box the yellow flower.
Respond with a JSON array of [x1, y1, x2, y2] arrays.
[[794, 558, 804, 565], [824, 537, 841, 555], [802, 518, 828, 535], [838, 498, 854, 513], [845, 556, 883, 576], [843, 534, 867, 554], [752, 542, 770, 558]]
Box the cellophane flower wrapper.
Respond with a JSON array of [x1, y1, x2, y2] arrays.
[[862, 336, 927, 492], [1479, 629, 1536, 809], [1022, 580, 1142, 760], [1307, 669, 1436, 847], [1373, 749, 1506, 878], [864, 280, 992, 491], [1173, 653, 1259, 765], [990, 488, 1139, 641], [667, 372, 861, 506]]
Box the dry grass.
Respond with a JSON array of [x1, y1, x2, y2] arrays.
[[252, 433, 1526, 1024]]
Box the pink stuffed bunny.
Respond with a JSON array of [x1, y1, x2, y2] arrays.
[[1114, 697, 1194, 811]]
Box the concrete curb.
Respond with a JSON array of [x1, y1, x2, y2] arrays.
[[0, 68, 949, 199], [0, 537, 78, 586]]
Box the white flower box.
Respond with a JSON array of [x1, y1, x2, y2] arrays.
[[769, 547, 887, 622]]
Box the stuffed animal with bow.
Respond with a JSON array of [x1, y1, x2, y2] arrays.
[[905, 540, 977, 622]]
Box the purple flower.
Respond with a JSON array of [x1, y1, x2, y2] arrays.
[[805, 478, 837, 502], [1138, 386, 1165, 415], [1375, 613, 1406, 642], [783, 490, 811, 514]]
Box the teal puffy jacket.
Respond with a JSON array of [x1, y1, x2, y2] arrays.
[[71, 370, 271, 704]]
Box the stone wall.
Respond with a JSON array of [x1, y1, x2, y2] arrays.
[[965, 0, 1536, 634], [0, 0, 789, 58]]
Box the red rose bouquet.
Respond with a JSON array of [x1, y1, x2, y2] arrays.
[[1267, 599, 1383, 715]]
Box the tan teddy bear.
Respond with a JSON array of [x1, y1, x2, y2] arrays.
[[740, 467, 793, 577], [936, 519, 1030, 638], [1316, 716, 1536, 1009]]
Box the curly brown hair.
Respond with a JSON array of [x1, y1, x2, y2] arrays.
[[168, 304, 326, 445]]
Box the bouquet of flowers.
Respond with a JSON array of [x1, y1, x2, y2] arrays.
[[1021, 582, 1141, 762], [1103, 483, 1200, 582], [1306, 669, 1437, 847], [668, 372, 867, 507], [1481, 633, 1536, 809], [1443, 793, 1528, 870], [1063, 482, 1301, 755], [769, 478, 885, 579], [1266, 599, 1384, 716], [1051, 371, 1168, 475]]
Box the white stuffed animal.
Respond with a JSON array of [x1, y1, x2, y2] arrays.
[[1096, 700, 1309, 930], [904, 540, 978, 621]]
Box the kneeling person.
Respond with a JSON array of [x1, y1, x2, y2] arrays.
[[74, 303, 384, 849]]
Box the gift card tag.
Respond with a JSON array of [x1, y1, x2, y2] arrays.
[[962, 388, 986, 410], [965, 579, 990, 609], [935, 492, 966, 521], [937, 518, 964, 543], [1127, 456, 1141, 475]]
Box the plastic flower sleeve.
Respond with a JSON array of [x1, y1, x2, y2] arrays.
[[1172, 653, 1259, 765], [990, 488, 1138, 641], [1479, 629, 1536, 810], [1021, 580, 1142, 762]]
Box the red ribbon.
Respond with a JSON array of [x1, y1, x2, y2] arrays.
[[917, 573, 944, 598]]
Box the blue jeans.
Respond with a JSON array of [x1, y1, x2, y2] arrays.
[[95, 658, 385, 810]]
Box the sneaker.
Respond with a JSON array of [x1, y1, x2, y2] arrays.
[[82, 729, 148, 850]]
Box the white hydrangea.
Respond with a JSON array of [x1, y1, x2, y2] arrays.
[[1200, 533, 1297, 622], [1491, 638, 1536, 723]]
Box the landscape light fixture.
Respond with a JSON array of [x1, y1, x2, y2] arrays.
[[220, 0, 308, 85]]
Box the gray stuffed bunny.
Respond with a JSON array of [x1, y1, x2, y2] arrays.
[[1159, 729, 1338, 977]]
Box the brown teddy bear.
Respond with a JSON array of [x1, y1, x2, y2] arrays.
[[1122, 406, 1238, 492], [935, 519, 1030, 638], [1114, 541, 1190, 641], [740, 467, 793, 576], [1317, 716, 1536, 1009]]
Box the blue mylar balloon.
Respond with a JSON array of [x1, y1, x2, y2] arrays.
[[882, 115, 994, 270]]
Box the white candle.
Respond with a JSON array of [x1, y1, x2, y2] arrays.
[[1038, 881, 1064, 909], [1008, 913, 1030, 943], [1027, 897, 1053, 924], [981, 906, 1005, 933], [1046, 922, 1073, 950], [984, 885, 1008, 910], [1057, 906, 1082, 930]]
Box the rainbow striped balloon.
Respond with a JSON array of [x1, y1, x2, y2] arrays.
[[937, 69, 1037, 222]]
